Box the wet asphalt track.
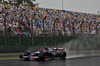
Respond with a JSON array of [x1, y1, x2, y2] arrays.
[[0, 56, 100, 66]]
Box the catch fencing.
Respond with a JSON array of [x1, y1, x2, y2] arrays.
[[0, 14, 100, 46]]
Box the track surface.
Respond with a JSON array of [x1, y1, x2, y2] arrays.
[[0, 56, 100, 66]]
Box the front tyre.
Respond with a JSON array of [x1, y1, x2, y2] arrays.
[[19, 54, 23, 59], [24, 52, 30, 61], [38, 52, 46, 61]]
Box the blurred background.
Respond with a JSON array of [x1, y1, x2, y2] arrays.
[[0, 0, 100, 54]]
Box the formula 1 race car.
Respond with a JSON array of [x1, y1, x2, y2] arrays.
[[19, 47, 66, 61]]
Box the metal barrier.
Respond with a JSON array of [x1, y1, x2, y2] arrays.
[[96, 22, 100, 34]]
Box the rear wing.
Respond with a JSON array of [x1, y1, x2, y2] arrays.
[[53, 48, 64, 50]]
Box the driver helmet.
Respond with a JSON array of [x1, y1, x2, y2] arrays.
[[45, 46, 48, 50]]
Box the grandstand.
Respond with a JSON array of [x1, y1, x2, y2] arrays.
[[0, 3, 100, 52], [0, 4, 100, 37]]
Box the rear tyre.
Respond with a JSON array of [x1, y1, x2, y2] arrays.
[[60, 51, 66, 59]]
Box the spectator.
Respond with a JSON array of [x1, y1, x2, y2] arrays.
[[0, 3, 99, 37]]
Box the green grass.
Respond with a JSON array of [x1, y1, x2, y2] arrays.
[[0, 57, 19, 60]]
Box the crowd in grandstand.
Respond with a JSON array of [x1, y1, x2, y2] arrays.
[[0, 3, 100, 36]]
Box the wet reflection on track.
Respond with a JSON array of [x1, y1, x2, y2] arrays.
[[0, 56, 100, 66]]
